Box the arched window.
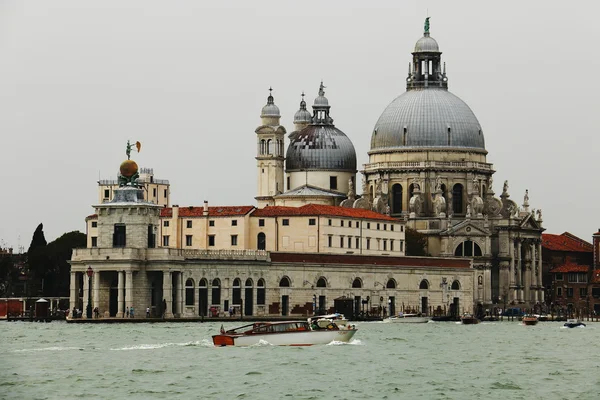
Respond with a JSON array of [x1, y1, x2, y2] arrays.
[[454, 240, 482, 257], [352, 278, 362, 288], [316, 277, 327, 288], [257, 278, 265, 305], [451, 280, 460, 290], [369, 185, 374, 201], [386, 279, 396, 289], [392, 184, 403, 214], [257, 233, 266, 250], [232, 278, 241, 305], [419, 280, 429, 290], [211, 278, 221, 306], [266, 139, 272, 155], [279, 276, 290, 287], [260, 139, 266, 155], [452, 184, 463, 214], [185, 278, 194, 306], [198, 278, 208, 317], [245, 278, 253, 287]]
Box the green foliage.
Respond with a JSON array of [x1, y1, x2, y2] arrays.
[[405, 227, 428, 256]]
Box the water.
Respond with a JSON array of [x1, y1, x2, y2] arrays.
[[1, 320, 598, 400]]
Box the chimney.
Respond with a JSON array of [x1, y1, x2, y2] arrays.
[[203, 200, 209, 216], [593, 230, 600, 270]]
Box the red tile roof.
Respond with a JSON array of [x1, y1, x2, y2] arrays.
[[160, 206, 255, 218], [542, 233, 593, 253], [270, 252, 471, 268], [86, 214, 98, 220], [550, 263, 589, 273], [251, 204, 398, 222]]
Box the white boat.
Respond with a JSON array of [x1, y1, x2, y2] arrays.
[[384, 313, 431, 323], [564, 318, 586, 328], [212, 320, 357, 346]]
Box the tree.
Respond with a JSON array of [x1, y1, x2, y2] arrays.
[[405, 227, 428, 256], [45, 231, 86, 297], [26, 223, 49, 295]]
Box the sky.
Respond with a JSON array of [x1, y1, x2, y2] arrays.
[[1, 0, 599, 252]]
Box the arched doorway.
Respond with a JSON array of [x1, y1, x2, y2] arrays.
[[279, 276, 290, 316], [316, 277, 327, 314], [244, 278, 254, 316], [257, 233, 266, 250], [211, 278, 221, 310], [198, 278, 208, 317], [392, 184, 403, 214]]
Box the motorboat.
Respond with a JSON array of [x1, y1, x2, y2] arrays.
[[308, 313, 350, 329], [460, 313, 479, 325], [384, 313, 430, 323], [522, 315, 539, 326], [564, 319, 586, 328], [212, 320, 357, 347]]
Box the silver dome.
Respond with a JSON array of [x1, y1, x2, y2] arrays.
[[294, 100, 312, 123], [414, 33, 439, 53], [286, 125, 357, 171], [260, 94, 280, 117], [371, 88, 485, 151]]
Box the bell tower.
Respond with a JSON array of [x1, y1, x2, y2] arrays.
[[255, 88, 286, 207]]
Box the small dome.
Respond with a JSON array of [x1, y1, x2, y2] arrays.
[[294, 97, 312, 124], [261, 95, 280, 117], [286, 125, 356, 172], [414, 33, 439, 53], [313, 81, 329, 107]]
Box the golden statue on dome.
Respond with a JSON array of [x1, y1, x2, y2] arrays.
[[118, 140, 141, 186]]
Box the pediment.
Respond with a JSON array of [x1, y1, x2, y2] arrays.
[[519, 214, 542, 231], [441, 220, 490, 237], [255, 125, 286, 135]]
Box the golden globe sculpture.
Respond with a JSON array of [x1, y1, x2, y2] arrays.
[[118, 140, 142, 186]]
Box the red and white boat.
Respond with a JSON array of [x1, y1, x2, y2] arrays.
[[212, 320, 357, 347]]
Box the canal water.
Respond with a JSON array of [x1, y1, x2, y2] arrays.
[[1, 320, 598, 399]]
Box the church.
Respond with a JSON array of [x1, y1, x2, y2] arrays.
[[71, 20, 542, 320]]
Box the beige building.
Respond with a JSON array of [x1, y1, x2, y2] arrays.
[[98, 167, 170, 206]]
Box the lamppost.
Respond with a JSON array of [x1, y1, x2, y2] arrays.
[[86, 266, 93, 319], [312, 294, 317, 316]]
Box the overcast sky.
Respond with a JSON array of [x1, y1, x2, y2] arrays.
[[1, 0, 599, 251]]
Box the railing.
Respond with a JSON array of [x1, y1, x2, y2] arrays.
[[181, 249, 269, 261], [364, 161, 493, 171]]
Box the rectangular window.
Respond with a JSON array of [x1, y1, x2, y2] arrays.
[[367, 223, 371, 229], [186, 220, 192, 228], [91, 237, 97, 247], [401, 226, 404, 232], [330, 176, 338, 190], [113, 224, 126, 247], [391, 240, 394, 251], [209, 220, 215, 227], [185, 235, 193, 246], [148, 225, 155, 248], [391, 225, 394, 231], [104, 189, 110, 199], [578, 273, 588, 283], [567, 287, 574, 298], [580, 288, 588, 297], [208, 235, 215, 246], [328, 219, 332, 226], [91, 221, 97, 228], [287, 176, 290, 190], [355, 221, 359, 228], [340, 237, 344, 248], [557, 287, 562, 297], [259, 219, 265, 227], [348, 237, 352, 248], [556, 273, 563, 281], [377, 223, 380, 230], [383, 240, 387, 251], [153, 188, 157, 197], [282, 219, 289, 226], [231, 235, 238, 246], [384, 224, 387, 231], [231, 220, 238, 226], [568, 274, 577, 283], [400, 241, 404, 252], [341, 220, 344, 227], [309, 218, 316, 226], [163, 220, 169, 227], [328, 236, 332, 247], [355, 237, 359, 249], [164, 189, 168, 198], [366, 238, 371, 250], [163, 235, 170, 246]]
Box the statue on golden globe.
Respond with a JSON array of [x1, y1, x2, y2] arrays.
[[118, 140, 142, 186]]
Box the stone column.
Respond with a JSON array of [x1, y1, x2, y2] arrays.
[[509, 239, 515, 302], [93, 271, 100, 314], [69, 272, 78, 316], [125, 271, 133, 317], [516, 239, 522, 302], [177, 272, 184, 317], [83, 274, 90, 318], [163, 271, 173, 318], [117, 271, 124, 318], [538, 241, 544, 303], [531, 241, 537, 303]]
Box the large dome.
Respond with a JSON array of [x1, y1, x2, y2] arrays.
[[286, 125, 356, 171], [370, 88, 485, 151]]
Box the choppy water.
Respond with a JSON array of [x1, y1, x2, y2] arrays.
[[1, 320, 598, 400]]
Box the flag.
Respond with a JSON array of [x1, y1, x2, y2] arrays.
[[135, 141, 141, 153], [220, 324, 225, 334]]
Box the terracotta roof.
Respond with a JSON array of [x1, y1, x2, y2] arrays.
[[86, 214, 98, 220], [550, 263, 589, 273], [270, 252, 471, 268], [160, 206, 255, 218], [251, 204, 398, 222], [542, 233, 593, 253]]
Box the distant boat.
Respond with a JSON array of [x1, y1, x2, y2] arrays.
[[522, 315, 539, 326], [212, 320, 357, 346], [460, 313, 479, 325], [384, 313, 430, 323], [563, 319, 586, 328]]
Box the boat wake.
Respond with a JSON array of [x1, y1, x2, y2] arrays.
[[111, 340, 212, 351], [327, 339, 363, 346], [13, 346, 83, 353]]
